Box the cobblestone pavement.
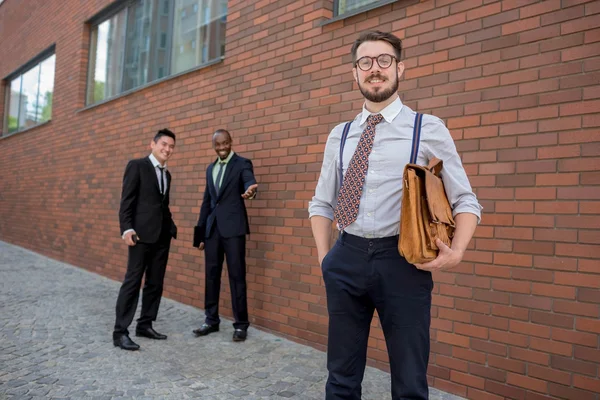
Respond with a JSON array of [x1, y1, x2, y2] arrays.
[[0, 241, 464, 400]]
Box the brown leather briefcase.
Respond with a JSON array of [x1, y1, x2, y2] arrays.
[[399, 157, 455, 264]]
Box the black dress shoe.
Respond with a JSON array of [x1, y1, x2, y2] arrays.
[[192, 323, 219, 336], [135, 327, 167, 340], [113, 335, 140, 351], [232, 329, 247, 342]]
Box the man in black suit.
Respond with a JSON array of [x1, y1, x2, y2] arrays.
[[113, 129, 177, 351], [192, 129, 257, 342]]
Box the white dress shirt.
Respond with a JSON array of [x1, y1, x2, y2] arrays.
[[149, 153, 168, 194], [308, 96, 482, 239]]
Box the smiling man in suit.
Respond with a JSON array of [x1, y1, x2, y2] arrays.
[[193, 129, 258, 342], [113, 128, 178, 351]]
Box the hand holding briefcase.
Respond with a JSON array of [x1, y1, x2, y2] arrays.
[[399, 157, 455, 264], [398, 113, 455, 264]]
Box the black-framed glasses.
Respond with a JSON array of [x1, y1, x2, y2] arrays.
[[355, 54, 397, 71]]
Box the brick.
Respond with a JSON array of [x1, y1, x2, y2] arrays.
[[532, 283, 576, 300], [527, 364, 571, 386], [548, 383, 597, 400], [573, 376, 600, 396], [511, 294, 552, 311], [539, 88, 583, 105], [531, 310, 574, 329], [512, 267, 553, 282], [551, 355, 598, 376], [542, 5, 585, 26], [506, 372, 548, 393], [485, 380, 527, 400], [561, 15, 600, 35], [481, 33, 519, 52], [482, 59, 519, 76], [502, 16, 540, 35], [449, 19, 482, 36], [534, 201, 578, 214], [562, 42, 600, 62], [520, 0, 562, 18], [501, 43, 539, 61], [540, 62, 583, 79], [510, 347, 550, 366], [574, 345, 600, 364], [483, 9, 519, 27], [469, 363, 506, 383], [534, 227, 578, 242], [499, 94, 538, 110]]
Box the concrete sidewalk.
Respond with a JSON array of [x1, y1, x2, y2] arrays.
[[0, 241, 464, 400]]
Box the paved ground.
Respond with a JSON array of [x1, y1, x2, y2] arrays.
[[0, 241, 464, 400]]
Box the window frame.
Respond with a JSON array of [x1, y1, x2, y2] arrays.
[[85, 0, 226, 107], [2, 45, 56, 137], [328, 0, 398, 23]]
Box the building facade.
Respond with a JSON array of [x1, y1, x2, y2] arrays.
[[1, 0, 599, 398]]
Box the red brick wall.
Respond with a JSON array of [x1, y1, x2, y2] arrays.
[[1, 0, 599, 398]]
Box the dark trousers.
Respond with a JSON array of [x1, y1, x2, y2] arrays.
[[114, 226, 171, 336], [204, 226, 249, 330], [321, 232, 433, 400]]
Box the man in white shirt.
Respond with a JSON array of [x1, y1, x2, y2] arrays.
[[114, 129, 178, 350], [309, 31, 482, 399]]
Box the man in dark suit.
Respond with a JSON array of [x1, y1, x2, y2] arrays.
[[192, 129, 257, 342], [113, 129, 178, 351]]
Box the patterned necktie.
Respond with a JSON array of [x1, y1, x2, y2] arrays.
[[334, 113, 384, 231]]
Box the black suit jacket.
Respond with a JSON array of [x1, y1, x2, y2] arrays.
[[193, 154, 256, 246], [119, 157, 177, 244]]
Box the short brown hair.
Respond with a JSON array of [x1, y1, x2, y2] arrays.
[[351, 31, 403, 64]]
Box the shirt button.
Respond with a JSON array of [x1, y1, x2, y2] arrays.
[[369, 189, 374, 193], [367, 212, 372, 217]]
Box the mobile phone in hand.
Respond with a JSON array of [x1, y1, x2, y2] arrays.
[[132, 234, 140, 244]]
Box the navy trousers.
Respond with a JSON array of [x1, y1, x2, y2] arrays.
[[321, 232, 433, 400]]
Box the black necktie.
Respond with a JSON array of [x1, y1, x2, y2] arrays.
[[158, 166, 165, 194], [215, 162, 225, 193]]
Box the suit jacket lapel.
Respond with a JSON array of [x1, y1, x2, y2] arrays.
[[207, 161, 217, 198], [165, 170, 171, 199], [217, 154, 238, 199]]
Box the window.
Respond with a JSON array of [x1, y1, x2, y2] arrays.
[[4, 53, 55, 134], [335, 0, 383, 16], [87, 0, 227, 105]]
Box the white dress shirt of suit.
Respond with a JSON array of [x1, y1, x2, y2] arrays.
[[308, 96, 482, 239], [122, 153, 168, 239]]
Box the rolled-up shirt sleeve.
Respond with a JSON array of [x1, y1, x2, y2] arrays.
[[422, 115, 483, 223], [308, 124, 344, 221]]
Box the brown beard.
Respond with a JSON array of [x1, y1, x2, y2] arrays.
[[358, 71, 399, 103]]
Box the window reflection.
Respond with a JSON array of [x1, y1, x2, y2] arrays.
[[336, 0, 380, 15], [87, 0, 227, 105], [171, 0, 226, 74], [4, 53, 55, 134], [37, 55, 56, 124], [88, 10, 127, 104], [7, 77, 23, 134]]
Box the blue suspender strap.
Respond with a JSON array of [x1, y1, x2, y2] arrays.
[[339, 121, 352, 187], [410, 113, 423, 164]]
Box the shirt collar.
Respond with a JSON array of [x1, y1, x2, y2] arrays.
[[216, 151, 235, 165], [149, 153, 166, 169], [358, 96, 403, 126]]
